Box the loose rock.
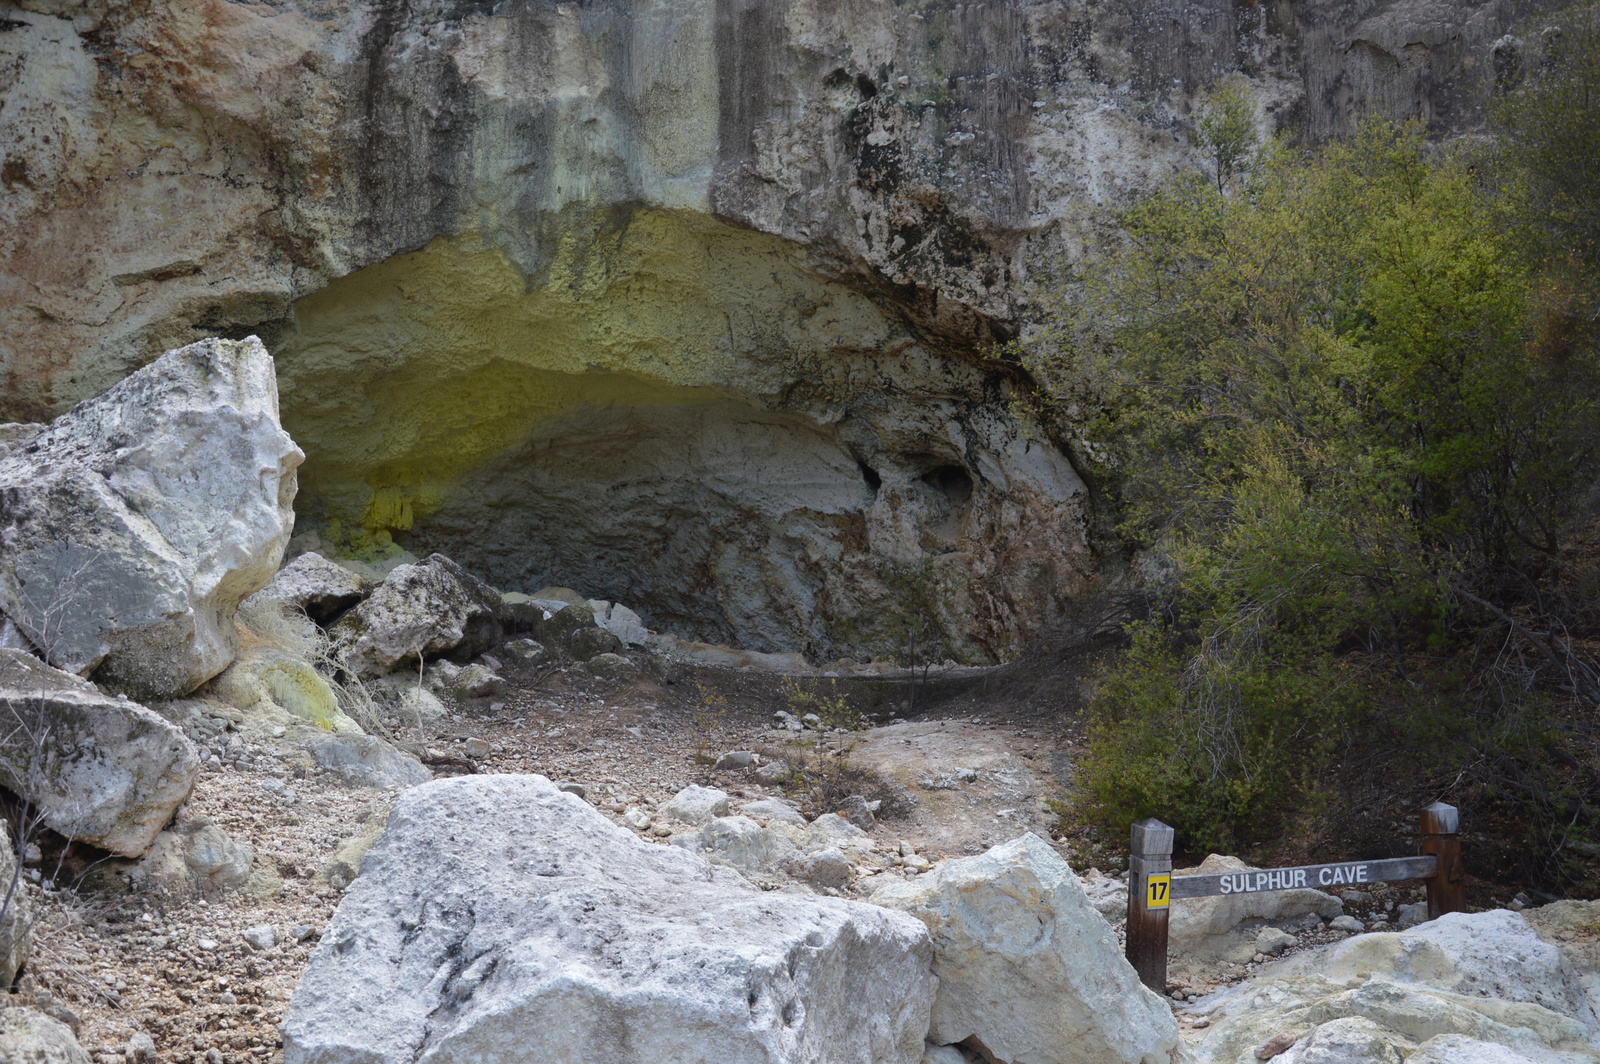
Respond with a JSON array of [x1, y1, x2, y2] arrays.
[[664, 784, 731, 825], [241, 552, 366, 623], [332, 554, 507, 678], [800, 848, 854, 890], [0, 650, 199, 855], [870, 834, 1184, 1064]]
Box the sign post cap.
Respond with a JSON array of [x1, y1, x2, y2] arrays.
[[1421, 802, 1459, 835], [1130, 818, 1175, 857]]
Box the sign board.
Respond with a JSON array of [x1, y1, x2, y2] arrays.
[[1145, 873, 1171, 909], [1168, 855, 1437, 900]]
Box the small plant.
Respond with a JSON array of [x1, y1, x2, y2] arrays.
[[876, 554, 957, 713], [691, 681, 729, 764], [783, 677, 861, 730]]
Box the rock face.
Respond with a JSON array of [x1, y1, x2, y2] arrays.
[[0, 650, 200, 857], [331, 554, 506, 678], [0, 337, 302, 698], [870, 833, 1184, 1064], [4, 0, 1533, 663], [282, 774, 937, 1064], [1190, 908, 1600, 1064]]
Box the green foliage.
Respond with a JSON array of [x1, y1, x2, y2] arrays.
[[781, 677, 863, 733], [1024, 109, 1600, 877]]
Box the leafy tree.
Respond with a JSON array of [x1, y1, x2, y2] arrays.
[[1195, 77, 1259, 194]]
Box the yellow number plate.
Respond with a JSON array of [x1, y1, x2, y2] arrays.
[[1146, 874, 1171, 909]]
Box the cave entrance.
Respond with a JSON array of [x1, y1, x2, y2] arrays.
[[273, 207, 1090, 663]]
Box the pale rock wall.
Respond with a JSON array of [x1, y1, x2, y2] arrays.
[[0, 0, 1532, 660]]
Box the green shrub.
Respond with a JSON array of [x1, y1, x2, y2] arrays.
[[1024, 99, 1600, 882]]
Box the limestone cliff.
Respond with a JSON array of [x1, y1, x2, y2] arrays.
[[0, 0, 1531, 661]]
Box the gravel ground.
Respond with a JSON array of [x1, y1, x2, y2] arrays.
[[1, 642, 1450, 1063], [4, 652, 1076, 1064]]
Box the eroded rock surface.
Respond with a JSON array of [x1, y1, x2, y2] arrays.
[[282, 774, 937, 1064], [0, 819, 30, 988], [1189, 908, 1600, 1064], [0, 650, 200, 857], [0, 336, 301, 698]]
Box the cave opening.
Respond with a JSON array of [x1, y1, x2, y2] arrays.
[[271, 208, 1091, 664]]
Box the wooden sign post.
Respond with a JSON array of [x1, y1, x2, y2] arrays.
[[1420, 801, 1464, 920], [1122, 803, 1464, 993], [1126, 818, 1174, 992]]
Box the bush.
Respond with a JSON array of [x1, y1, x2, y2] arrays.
[[1024, 100, 1600, 882]]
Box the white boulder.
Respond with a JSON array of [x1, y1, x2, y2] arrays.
[[870, 833, 1185, 1064], [332, 554, 507, 678], [664, 783, 732, 825], [803, 812, 876, 854], [588, 599, 650, 646], [0, 1007, 88, 1064], [0, 649, 199, 855], [282, 775, 937, 1064], [741, 798, 808, 828], [0, 336, 303, 698], [1191, 909, 1600, 1064]]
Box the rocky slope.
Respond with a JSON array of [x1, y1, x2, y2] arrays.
[[0, 0, 1531, 661]]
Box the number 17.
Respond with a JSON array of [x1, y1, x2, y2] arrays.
[[1146, 874, 1171, 909]]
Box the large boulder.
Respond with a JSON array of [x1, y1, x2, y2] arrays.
[[0, 818, 30, 988], [1190, 908, 1600, 1064], [241, 552, 367, 623], [0, 1007, 89, 1064], [869, 833, 1185, 1064], [0, 649, 199, 856], [283, 775, 937, 1064], [0, 337, 302, 699], [331, 554, 506, 678]]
